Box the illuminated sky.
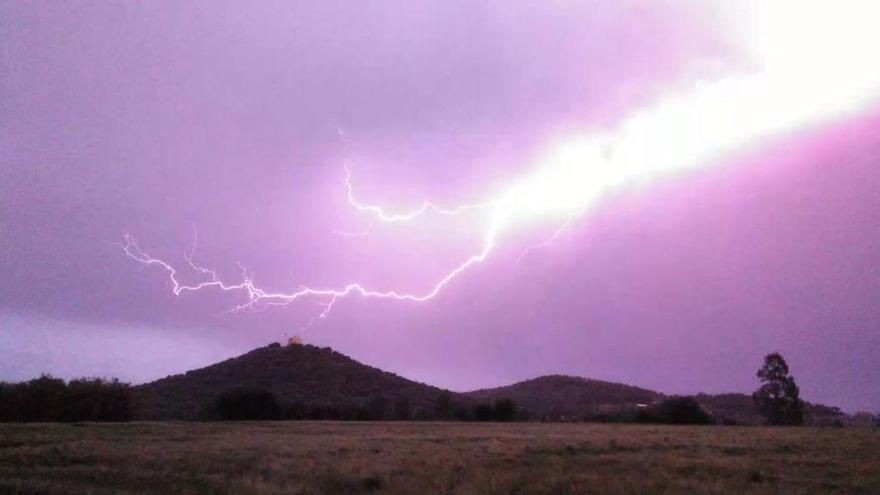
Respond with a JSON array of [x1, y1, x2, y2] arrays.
[[2, 1, 879, 412]]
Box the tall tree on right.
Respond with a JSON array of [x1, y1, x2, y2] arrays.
[[753, 353, 804, 426]]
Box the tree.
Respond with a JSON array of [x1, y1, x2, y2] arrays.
[[0, 376, 133, 423], [286, 401, 307, 420], [473, 403, 495, 421], [17, 375, 67, 422], [366, 396, 389, 421], [392, 397, 412, 421], [432, 391, 454, 420], [493, 398, 516, 422], [752, 353, 803, 426], [0, 382, 19, 421], [645, 396, 714, 425], [212, 388, 282, 420], [65, 378, 133, 422]]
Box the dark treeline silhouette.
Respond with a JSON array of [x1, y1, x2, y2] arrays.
[[580, 396, 714, 425], [0, 375, 133, 422], [637, 396, 714, 425], [209, 387, 722, 425], [585, 353, 805, 426], [211, 388, 283, 421], [210, 388, 525, 422]]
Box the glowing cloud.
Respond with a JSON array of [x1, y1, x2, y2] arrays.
[[124, 1, 880, 321]]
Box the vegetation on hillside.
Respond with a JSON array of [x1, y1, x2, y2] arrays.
[[133, 343, 452, 420], [638, 396, 714, 425], [463, 375, 662, 421], [209, 386, 523, 422]]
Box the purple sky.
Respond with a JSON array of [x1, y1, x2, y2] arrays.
[[2, 1, 878, 412]]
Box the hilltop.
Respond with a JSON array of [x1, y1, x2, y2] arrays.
[[133, 343, 448, 420]]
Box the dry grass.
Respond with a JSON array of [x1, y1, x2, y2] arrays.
[[0, 422, 878, 494]]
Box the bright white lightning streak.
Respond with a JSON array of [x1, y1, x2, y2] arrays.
[[516, 214, 577, 265], [332, 167, 489, 237], [124, 0, 880, 318], [123, 219, 498, 310], [344, 167, 489, 221]]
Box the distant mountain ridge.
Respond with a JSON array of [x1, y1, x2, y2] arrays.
[[133, 343, 848, 425]]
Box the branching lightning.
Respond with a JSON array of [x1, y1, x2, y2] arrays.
[[123, 1, 880, 322], [343, 167, 489, 223], [332, 167, 489, 237], [516, 214, 577, 265]]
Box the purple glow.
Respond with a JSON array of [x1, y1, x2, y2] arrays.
[[2, 1, 879, 412]]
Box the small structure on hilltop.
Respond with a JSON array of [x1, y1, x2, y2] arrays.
[[287, 335, 303, 346]]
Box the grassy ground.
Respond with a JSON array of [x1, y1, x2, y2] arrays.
[[1, 422, 878, 494]]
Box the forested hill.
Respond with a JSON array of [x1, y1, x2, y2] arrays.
[[133, 343, 448, 420], [132, 343, 849, 424]]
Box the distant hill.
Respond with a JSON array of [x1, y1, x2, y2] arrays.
[[132, 343, 849, 425], [133, 343, 448, 420], [463, 375, 663, 420]]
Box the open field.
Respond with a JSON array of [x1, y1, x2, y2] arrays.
[[1, 422, 878, 494]]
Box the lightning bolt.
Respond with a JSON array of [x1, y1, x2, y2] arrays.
[[123, 218, 498, 309], [516, 214, 577, 265], [123, 0, 880, 322], [332, 167, 489, 237]]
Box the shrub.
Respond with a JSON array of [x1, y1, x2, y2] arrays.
[[640, 397, 714, 425]]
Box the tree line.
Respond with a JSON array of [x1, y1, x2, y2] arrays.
[[209, 388, 521, 422], [0, 375, 133, 422]]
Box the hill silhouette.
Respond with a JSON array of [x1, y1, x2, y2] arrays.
[[463, 375, 663, 420], [133, 343, 448, 420], [132, 343, 849, 424]]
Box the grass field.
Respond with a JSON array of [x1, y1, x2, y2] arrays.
[[1, 422, 878, 494]]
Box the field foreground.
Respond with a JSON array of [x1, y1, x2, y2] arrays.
[[1, 422, 878, 494]]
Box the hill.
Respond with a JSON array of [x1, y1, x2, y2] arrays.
[[132, 343, 849, 425], [132, 345, 671, 421], [133, 343, 448, 420], [463, 375, 664, 420]]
